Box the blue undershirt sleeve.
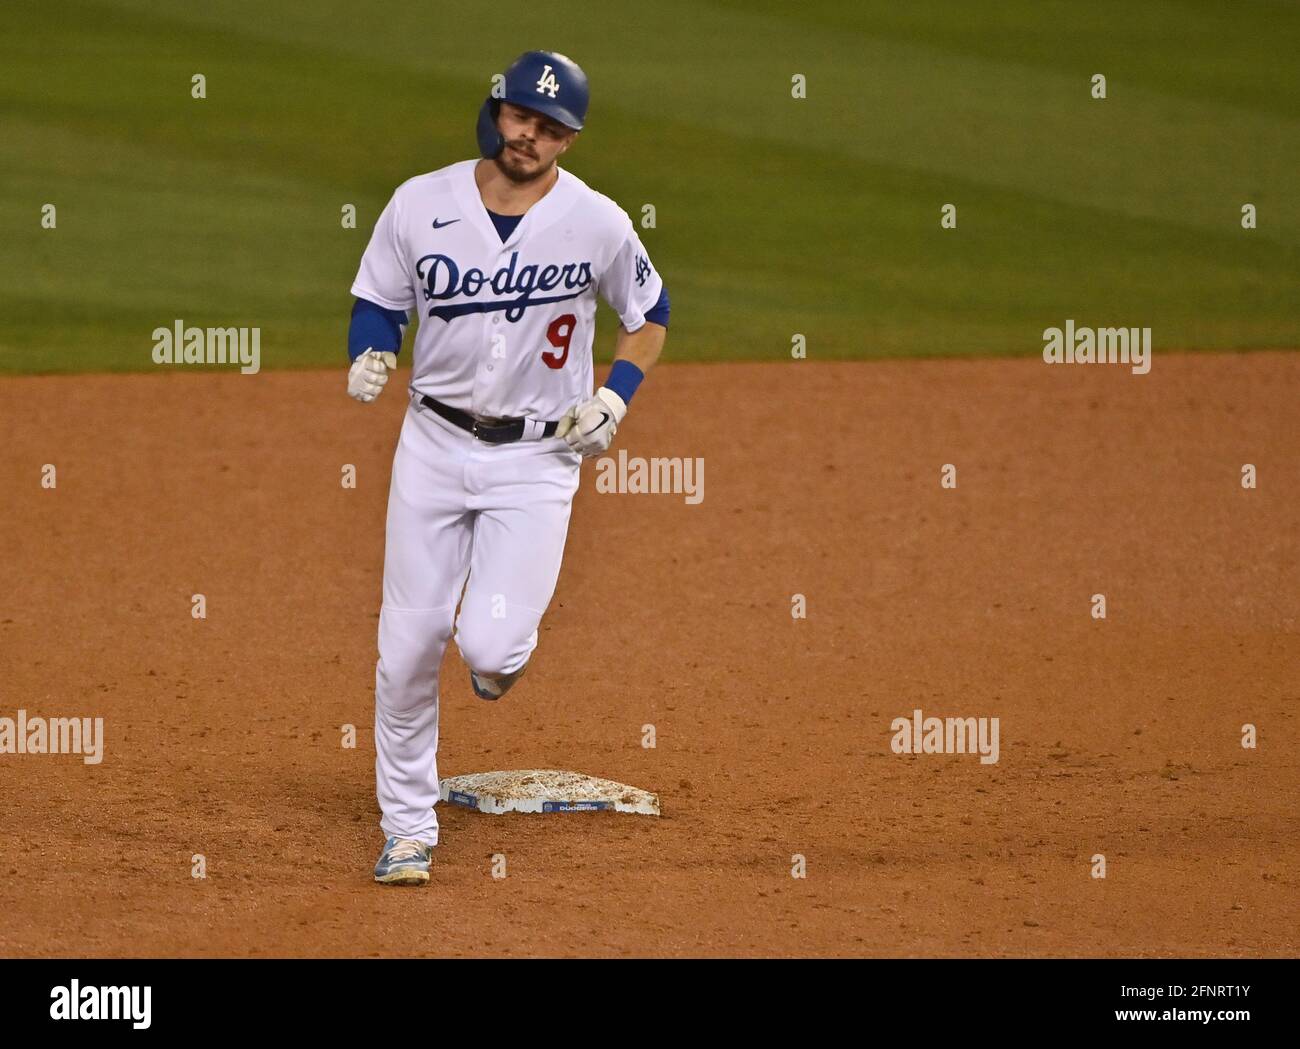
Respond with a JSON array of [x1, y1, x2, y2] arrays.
[[348, 297, 409, 361], [643, 284, 670, 328]]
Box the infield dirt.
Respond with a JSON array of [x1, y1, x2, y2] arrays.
[[1, 352, 1296, 956]]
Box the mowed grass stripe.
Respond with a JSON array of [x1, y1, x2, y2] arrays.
[[0, 0, 1294, 372]]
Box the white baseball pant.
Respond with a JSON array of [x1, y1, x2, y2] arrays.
[[374, 393, 581, 846]]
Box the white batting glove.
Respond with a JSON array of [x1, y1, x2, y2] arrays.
[[347, 350, 397, 403], [556, 387, 627, 457]]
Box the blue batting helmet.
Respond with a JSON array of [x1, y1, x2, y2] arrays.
[[476, 50, 589, 159]]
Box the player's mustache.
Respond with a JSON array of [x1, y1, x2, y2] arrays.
[[506, 139, 538, 159]]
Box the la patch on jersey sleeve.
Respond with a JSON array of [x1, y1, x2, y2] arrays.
[[597, 221, 665, 333]]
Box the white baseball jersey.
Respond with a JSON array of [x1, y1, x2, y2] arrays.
[[352, 158, 664, 421]]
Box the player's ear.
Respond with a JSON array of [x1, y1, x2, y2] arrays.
[[558, 131, 577, 155]]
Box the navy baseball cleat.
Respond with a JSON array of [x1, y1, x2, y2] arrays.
[[469, 664, 527, 701], [374, 837, 432, 886], [469, 669, 501, 700]]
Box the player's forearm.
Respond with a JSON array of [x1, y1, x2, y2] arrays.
[[612, 321, 665, 375], [594, 321, 664, 413]]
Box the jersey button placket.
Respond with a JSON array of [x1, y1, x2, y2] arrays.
[[471, 309, 495, 413], [485, 243, 513, 398], [488, 313, 502, 369]]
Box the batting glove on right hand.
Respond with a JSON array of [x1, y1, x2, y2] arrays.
[[347, 349, 397, 403]]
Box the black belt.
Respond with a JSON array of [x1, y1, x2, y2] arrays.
[[420, 394, 558, 445]]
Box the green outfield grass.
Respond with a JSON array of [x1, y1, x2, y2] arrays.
[[1, 0, 1296, 373]]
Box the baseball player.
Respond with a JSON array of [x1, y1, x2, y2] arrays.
[[347, 51, 669, 885]]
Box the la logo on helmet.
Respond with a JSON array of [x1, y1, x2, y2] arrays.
[[535, 65, 561, 97]]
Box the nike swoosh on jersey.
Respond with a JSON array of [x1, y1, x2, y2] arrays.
[[431, 218, 460, 229]]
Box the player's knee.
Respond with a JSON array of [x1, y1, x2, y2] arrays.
[[376, 653, 438, 713], [377, 616, 452, 712], [455, 625, 533, 679]]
